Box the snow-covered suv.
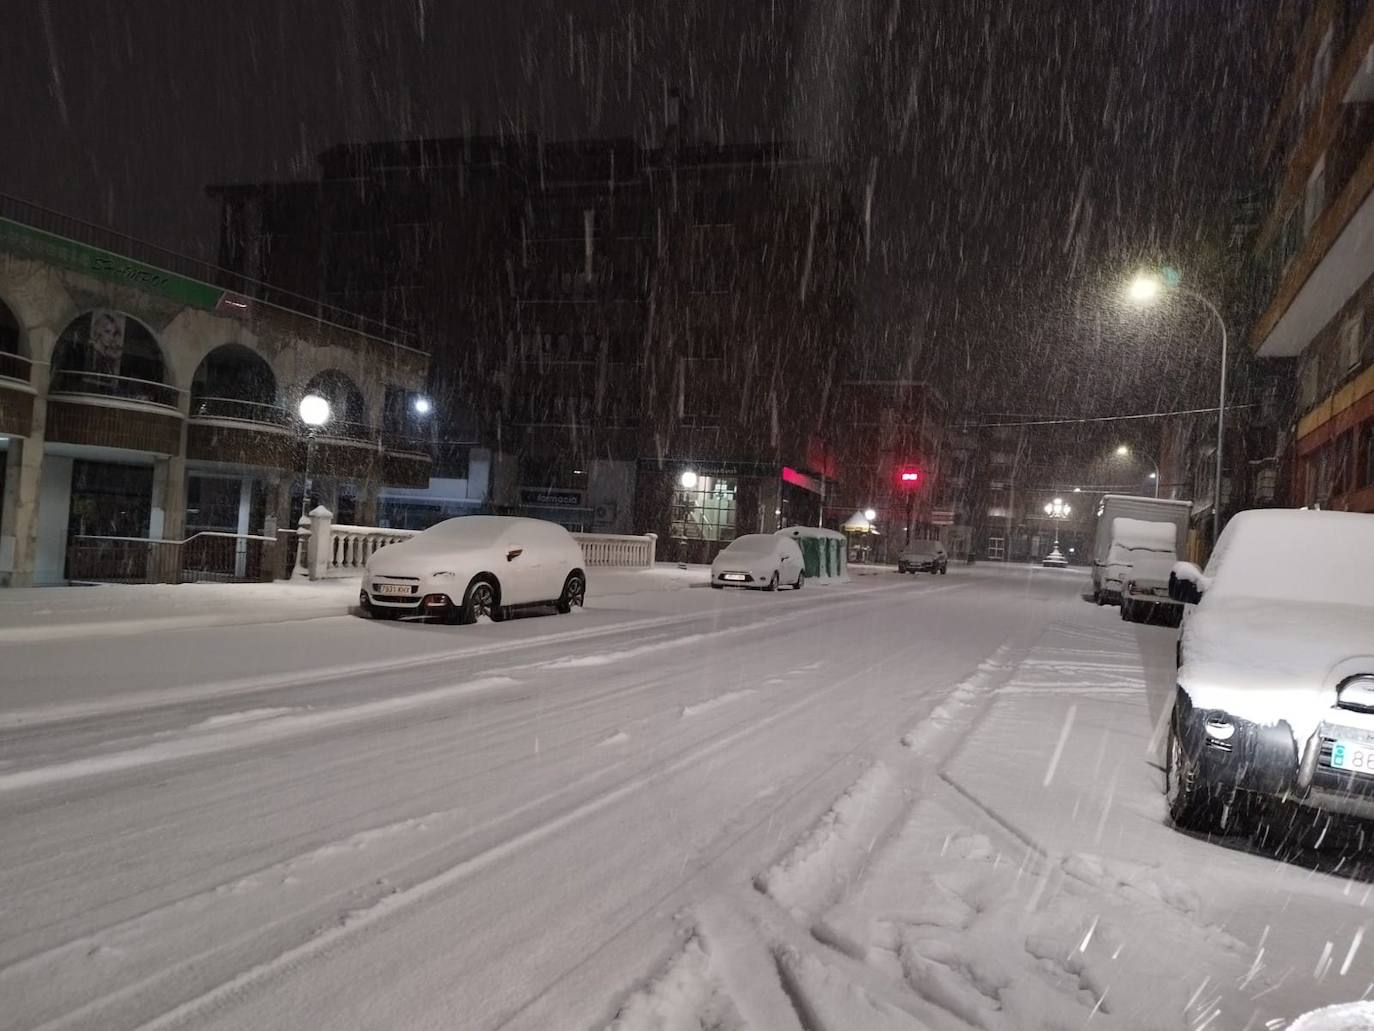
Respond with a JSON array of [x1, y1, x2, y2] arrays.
[[1165, 509, 1374, 835]]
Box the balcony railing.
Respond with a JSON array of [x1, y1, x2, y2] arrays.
[[189, 395, 291, 427], [314, 419, 376, 443], [49, 369, 181, 409], [0, 350, 31, 385]]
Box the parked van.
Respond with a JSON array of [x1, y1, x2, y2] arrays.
[[1092, 495, 1191, 604]]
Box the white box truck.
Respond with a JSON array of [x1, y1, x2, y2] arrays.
[[1091, 495, 1191, 604]]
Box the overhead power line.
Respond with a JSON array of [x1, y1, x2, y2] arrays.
[[960, 403, 1253, 429]]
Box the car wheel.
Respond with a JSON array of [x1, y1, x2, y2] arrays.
[[459, 578, 499, 625], [1165, 709, 1224, 833], [939, 564, 947, 575], [765, 571, 779, 592], [1093, 590, 1104, 606], [793, 571, 804, 590], [556, 571, 586, 613]]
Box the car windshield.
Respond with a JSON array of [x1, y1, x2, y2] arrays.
[[11, 7, 1367, 1029]]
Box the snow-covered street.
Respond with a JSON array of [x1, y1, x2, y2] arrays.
[[1, 565, 1369, 1029]]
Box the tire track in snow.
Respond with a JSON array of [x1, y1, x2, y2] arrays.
[[100, 596, 967, 1031]]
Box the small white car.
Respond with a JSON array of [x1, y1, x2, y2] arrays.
[[360, 516, 586, 624], [710, 534, 805, 590]]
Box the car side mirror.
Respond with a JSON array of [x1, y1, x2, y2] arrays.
[[1169, 562, 1206, 605], [507, 548, 523, 562]]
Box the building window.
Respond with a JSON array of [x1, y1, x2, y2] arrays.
[[1340, 311, 1364, 373], [986, 536, 1005, 561], [1363, 421, 1374, 489], [670, 476, 736, 541], [1305, 154, 1326, 236]]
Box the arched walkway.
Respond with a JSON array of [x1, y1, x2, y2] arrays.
[[51, 311, 175, 406], [0, 296, 24, 383], [303, 369, 368, 436], [191, 344, 282, 424]]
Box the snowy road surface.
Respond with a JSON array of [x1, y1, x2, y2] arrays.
[[0, 565, 1368, 1029]]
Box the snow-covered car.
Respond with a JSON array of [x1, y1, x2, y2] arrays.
[[710, 534, 804, 590], [1164, 510, 1374, 835], [359, 515, 586, 623], [897, 540, 948, 574], [1097, 517, 1176, 606]]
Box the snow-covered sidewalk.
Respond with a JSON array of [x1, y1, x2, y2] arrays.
[[612, 586, 1374, 1030], [0, 564, 711, 644]]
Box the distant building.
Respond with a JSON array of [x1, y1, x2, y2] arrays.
[[209, 131, 867, 562], [1250, 1, 1374, 514]]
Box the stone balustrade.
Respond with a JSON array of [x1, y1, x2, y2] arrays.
[[294, 510, 656, 580]]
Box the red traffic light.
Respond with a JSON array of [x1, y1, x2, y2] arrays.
[[898, 468, 921, 486]]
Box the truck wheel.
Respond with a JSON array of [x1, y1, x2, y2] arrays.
[[1165, 711, 1224, 834]]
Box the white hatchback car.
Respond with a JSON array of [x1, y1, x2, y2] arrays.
[[360, 516, 586, 624], [710, 533, 805, 591]]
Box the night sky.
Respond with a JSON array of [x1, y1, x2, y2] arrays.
[[2, 0, 1283, 424]]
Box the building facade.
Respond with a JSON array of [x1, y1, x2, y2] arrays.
[[0, 197, 430, 586], [1251, 0, 1374, 513], [209, 132, 865, 562]]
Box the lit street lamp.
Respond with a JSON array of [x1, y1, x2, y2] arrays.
[[1114, 444, 1160, 498], [1126, 268, 1227, 544], [863, 507, 877, 522], [1043, 496, 1071, 549], [298, 393, 331, 521]]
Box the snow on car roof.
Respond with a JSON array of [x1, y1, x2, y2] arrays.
[[903, 540, 942, 553], [722, 534, 781, 553], [1109, 517, 1176, 551], [1208, 509, 1374, 608], [775, 526, 846, 540], [418, 515, 557, 546]]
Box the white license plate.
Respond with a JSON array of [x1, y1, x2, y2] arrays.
[[722, 573, 747, 582], [374, 584, 412, 596], [1330, 740, 1374, 774]]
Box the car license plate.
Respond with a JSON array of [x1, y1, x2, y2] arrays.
[[375, 584, 411, 596], [722, 573, 747, 582], [1330, 739, 1374, 775]]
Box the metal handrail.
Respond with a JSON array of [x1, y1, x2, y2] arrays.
[[49, 368, 181, 409], [189, 395, 291, 426], [0, 350, 31, 383]]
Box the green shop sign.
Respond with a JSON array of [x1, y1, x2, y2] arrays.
[[0, 217, 225, 310]]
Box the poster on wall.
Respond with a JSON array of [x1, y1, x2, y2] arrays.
[[88, 309, 126, 376]]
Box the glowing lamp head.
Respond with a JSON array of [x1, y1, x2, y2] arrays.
[[1126, 272, 1162, 304], [1116, 445, 1130, 457], [412, 396, 433, 415], [863, 508, 877, 522], [679, 470, 699, 489], [298, 394, 331, 427]]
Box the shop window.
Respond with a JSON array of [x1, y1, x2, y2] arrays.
[[67, 460, 153, 540], [1304, 154, 1326, 236], [670, 476, 736, 541], [986, 536, 1006, 561], [1363, 422, 1374, 489], [1340, 312, 1364, 373]]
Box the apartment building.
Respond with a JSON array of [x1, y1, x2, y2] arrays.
[[1252, 0, 1374, 512]]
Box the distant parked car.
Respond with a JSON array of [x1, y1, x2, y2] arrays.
[[898, 540, 948, 574], [359, 516, 586, 624], [1164, 510, 1374, 836], [710, 534, 805, 590]]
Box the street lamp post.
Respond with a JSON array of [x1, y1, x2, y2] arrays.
[[298, 393, 332, 521], [1043, 496, 1071, 549], [1127, 270, 1228, 545], [1115, 444, 1160, 498]]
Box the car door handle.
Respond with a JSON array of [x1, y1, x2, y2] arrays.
[[507, 548, 523, 561]]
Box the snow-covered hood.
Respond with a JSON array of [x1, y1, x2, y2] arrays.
[[1180, 596, 1374, 741]]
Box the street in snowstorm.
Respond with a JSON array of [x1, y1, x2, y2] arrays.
[[6, 2, 1374, 1029], [0, 565, 1367, 1030]]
